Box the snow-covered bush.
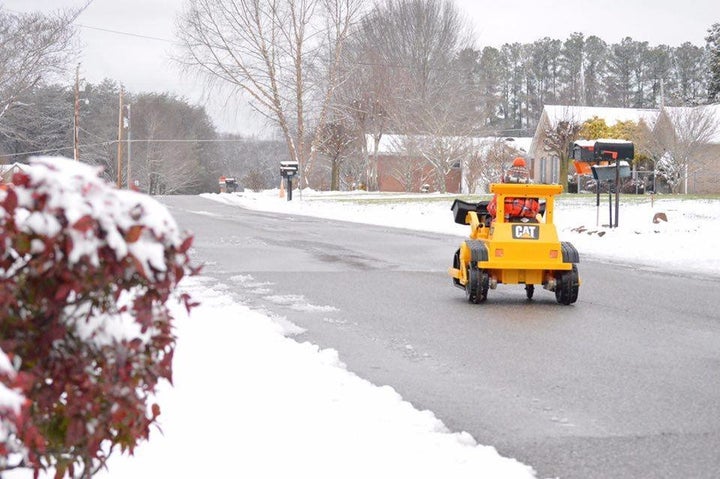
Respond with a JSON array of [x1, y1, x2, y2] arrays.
[[654, 151, 681, 193], [0, 157, 197, 477]]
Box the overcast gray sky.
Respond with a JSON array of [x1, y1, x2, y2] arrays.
[[3, 0, 719, 135], [462, 0, 718, 47]]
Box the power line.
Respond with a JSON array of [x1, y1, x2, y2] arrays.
[[2, 138, 256, 158], [77, 24, 177, 44], [2, 145, 85, 158], [3, 143, 112, 159], [3, 6, 177, 43], [123, 139, 255, 143]]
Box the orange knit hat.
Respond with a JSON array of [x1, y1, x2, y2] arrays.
[[512, 157, 526, 168]]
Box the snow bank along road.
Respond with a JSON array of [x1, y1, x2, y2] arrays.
[[160, 195, 720, 479]]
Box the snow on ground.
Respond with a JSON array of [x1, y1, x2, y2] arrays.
[[93, 277, 535, 479], [16, 187, 718, 479]]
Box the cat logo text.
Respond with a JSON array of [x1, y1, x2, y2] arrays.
[[512, 224, 539, 240]]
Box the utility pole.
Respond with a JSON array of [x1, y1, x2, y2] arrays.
[[117, 86, 124, 188], [126, 104, 132, 189], [73, 64, 80, 161]]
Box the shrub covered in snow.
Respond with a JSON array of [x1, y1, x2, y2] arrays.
[[0, 157, 197, 477]]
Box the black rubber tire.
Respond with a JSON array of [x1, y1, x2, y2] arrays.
[[555, 264, 579, 305], [465, 264, 489, 304], [478, 270, 489, 303], [466, 265, 480, 303]]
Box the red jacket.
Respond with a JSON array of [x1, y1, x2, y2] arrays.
[[488, 195, 540, 221]]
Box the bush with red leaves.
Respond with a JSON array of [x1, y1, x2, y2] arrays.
[[0, 157, 197, 478]]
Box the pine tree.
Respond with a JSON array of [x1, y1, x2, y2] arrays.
[[560, 32, 585, 104], [607, 37, 641, 108], [477, 47, 504, 128], [584, 36, 608, 106], [672, 42, 707, 105], [645, 45, 672, 107], [706, 23, 720, 103]]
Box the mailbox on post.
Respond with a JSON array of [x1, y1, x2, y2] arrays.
[[571, 139, 634, 228], [280, 161, 299, 177], [280, 161, 299, 201]]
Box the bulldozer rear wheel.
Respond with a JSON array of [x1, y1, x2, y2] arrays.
[[555, 264, 579, 305], [466, 264, 489, 304]]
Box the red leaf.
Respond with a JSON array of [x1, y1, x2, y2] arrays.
[[72, 215, 95, 233], [11, 171, 30, 187], [178, 235, 193, 253], [54, 283, 72, 302], [130, 254, 148, 278], [125, 225, 144, 243], [64, 235, 74, 255], [1, 187, 18, 212]]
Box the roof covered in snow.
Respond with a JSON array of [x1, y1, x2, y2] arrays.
[[366, 135, 533, 155], [0, 162, 26, 173]]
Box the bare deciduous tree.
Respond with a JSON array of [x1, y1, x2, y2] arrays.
[[415, 135, 471, 193], [651, 106, 720, 193], [383, 136, 431, 192], [130, 93, 217, 194], [333, 49, 392, 191], [316, 120, 354, 190], [0, 84, 72, 159], [543, 119, 582, 189], [464, 138, 513, 194], [0, 5, 84, 139], [333, 0, 473, 190], [175, 0, 363, 188], [409, 83, 478, 193]]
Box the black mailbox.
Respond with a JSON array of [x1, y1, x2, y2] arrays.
[[571, 141, 596, 161], [280, 160, 299, 177], [280, 160, 299, 201], [593, 140, 634, 161]]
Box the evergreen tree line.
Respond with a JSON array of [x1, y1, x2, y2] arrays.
[[339, 26, 720, 139], [461, 32, 715, 135]]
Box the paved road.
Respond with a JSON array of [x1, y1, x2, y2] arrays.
[[160, 195, 720, 479]]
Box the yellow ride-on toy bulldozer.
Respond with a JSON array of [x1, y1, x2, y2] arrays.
[[449, 183, 580, 305]]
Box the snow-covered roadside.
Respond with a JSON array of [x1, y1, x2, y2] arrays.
[[93, 276, 536, 479]]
